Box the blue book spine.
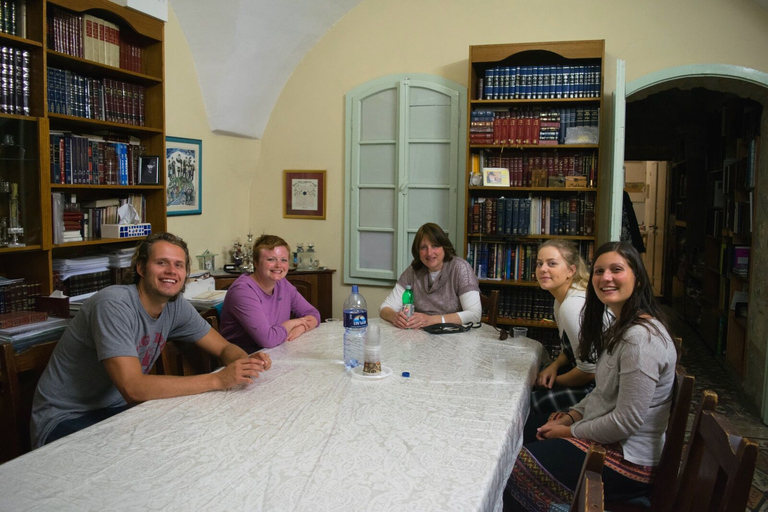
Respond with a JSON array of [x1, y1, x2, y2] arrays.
[[484, 68, 493, 100]]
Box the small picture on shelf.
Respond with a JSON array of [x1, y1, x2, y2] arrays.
[[166, 137, 202, 216], [482, 168, 509, 187], [138, 156, 160, 185]]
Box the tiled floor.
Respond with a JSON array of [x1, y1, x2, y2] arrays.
[[668, 308, 768, 511]]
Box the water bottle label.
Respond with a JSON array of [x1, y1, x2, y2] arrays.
[[402, 303, 415, 318], [343, 310, 368, 328]]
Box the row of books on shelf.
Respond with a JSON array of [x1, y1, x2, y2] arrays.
[[469, 194, 596, 237], [469, 240, 595, 282], [48, 5, 144, 72], [470, 107, 599, 146], [49, 131, 143, 185], [478, 64, 601, 100], [471, 150, 598, 188], [0, 45, 30, 116], [51, 193, 146, 243], [0, 0, 25, 38], [483, 286, 555, 323], [47, 67, 146, 126], [0, 277, 40, 314]]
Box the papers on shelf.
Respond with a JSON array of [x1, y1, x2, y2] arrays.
[[188, 290, 226, 310], [0, 317, 69, 352]]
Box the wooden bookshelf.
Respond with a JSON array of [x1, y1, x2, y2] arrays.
[[464, 40, 604, 352], [0, 0, 165, 306]]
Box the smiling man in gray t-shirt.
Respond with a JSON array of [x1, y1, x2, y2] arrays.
[[31, 233, 272, 448]]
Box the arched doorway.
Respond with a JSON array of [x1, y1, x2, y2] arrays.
[[620, 64, 768, 421]]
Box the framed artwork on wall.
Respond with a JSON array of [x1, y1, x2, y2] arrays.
[[166, 136, 202, 216], [283, 170, 326, 220]]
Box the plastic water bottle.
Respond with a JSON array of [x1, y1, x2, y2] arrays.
[[343, 285, 367, 370], [402, 285, 414, 318]]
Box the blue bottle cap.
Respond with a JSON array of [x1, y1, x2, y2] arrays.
[[401, 371, 410, 378]]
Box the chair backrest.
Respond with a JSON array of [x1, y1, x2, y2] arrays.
[[574, 470, 604, 512], [571, 444, 606, 511], [480, 289, 500, 328], [606, 365, 696, 512], [671, 399, 758, 512], [0, 340, 58, 461], [159, 308, 221, 376]]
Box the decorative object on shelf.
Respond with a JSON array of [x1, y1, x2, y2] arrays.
[[7, 183, 24, 247], [166, 137, 202, 216], [470, 171, 483, 186], [138, 156, 160, 185], [231, 241, 243, 267], [196, 249, 216, 271], [296, 242, 307, 270], [482, 167, 510, 187], [242, 232, 255, 273], [283, 170, 326, 220], [307, 242, 319, 270]]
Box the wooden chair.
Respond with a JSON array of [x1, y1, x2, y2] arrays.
[[572, 444, 606, 511], [0, 340, 58, 461], [158, 308, 221, 376], [671, 394, 758, 512], [607, 365, 695, 512], [480, 289, 500, 328]]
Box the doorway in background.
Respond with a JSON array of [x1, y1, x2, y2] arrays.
[[625, 161, 667, 297]]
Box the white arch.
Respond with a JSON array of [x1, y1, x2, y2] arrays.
[[627, 64, 768, 96]]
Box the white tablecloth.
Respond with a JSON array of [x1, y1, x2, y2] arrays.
[[0, 319, 542, 512]]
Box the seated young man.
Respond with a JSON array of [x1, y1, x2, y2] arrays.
[[31, 232, 272, 448]]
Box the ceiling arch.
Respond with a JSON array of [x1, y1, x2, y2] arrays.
[[170, 0, 364, 139]]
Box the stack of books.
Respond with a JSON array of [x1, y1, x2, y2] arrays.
[[0, 311, 68, 352], [52, 255, 111, 298]]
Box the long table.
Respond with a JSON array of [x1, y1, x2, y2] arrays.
[[0, 319, 542, 511]]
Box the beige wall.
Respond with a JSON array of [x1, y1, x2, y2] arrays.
[[165, 7, 260, 267], [249, 0, 768, 319]]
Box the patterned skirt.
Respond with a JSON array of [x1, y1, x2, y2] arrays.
[[504, 436, 655, 512]]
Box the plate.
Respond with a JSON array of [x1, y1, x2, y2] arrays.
[[350, 365, 392, 380]]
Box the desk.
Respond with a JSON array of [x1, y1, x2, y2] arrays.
[[0, 320, 542, 511]]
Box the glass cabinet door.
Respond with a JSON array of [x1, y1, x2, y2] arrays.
[[0, 117, 40, 248]]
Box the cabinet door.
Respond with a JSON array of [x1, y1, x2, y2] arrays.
[[286, 272, 333, 321]]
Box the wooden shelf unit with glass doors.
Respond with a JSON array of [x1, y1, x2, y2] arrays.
[[464, 40, 604, 356], [0, 0, 165, 305]]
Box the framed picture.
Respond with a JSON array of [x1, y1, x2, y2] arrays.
[[482, 167, 510, 187], [166, 136, 202, 216], [138, 156, 160, 185], [283, 170, 326, 219]]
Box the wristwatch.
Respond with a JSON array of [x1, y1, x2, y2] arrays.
[[441, 315, 445, 324]]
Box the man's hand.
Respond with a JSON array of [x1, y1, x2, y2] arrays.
[[215, 356, 269, 389], [250, 351, 272, 370]]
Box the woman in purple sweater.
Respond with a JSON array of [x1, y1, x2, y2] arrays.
[[219, 235, 320, 353]]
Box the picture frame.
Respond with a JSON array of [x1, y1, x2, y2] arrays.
[[482, 167, 510, 187], [283, 170, 326, 219], [138, 155, 160, 185], [166, 136, 202, 216]]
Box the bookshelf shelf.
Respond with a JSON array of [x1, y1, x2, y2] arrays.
[[0, 245, 44, 254], [470, 144, 599, 150], [464, 40, 604, 351], [47, 50, 163, 84], [471, 98, 601, 106], [47, 114, 164, 135], [54, 236, 147, 248], [0, 0, 166, 309], [468, 186, 597, 192]]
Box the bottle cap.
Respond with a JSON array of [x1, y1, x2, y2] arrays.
[[401, 371, 410, 378], [351, 285, 359, 293], [405, 285, 412, 290]]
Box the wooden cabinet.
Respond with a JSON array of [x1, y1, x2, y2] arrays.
[[464, 40, 603, 354], [213, 269, 337, 322], [286, 269, 336, 321], [0, 0, 165, 303]]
